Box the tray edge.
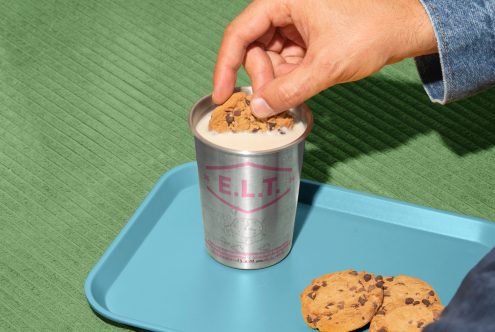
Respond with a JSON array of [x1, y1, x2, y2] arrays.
[[84, 162, 197, 332]]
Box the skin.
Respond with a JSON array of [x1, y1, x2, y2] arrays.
[[212, 0, 438, 118]]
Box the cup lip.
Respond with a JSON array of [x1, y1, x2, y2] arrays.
[[188, 86, 313, 156]]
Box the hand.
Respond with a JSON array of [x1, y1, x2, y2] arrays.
[[212, 0, 438, 118]]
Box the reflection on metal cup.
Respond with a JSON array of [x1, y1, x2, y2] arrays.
[[189, 87, 313, 269]]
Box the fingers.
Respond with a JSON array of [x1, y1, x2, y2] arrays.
[[251, 53, 335, 118], [212, 0, 291, 104], [280, 40, 306, 58], [266, 51, 301, 76], [273, 62, 299, 76], [243, 44, 274, 92], [212, 52, 239, 105], [265, 30, 285, 53]]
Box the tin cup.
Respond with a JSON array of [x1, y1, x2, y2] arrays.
[[189, 87, 313, 269]]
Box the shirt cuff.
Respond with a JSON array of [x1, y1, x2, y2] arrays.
[[415, 0, 495, 104]]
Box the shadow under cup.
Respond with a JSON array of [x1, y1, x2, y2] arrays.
[[189, 87, 313, 269]]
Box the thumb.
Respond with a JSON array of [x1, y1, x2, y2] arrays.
[[251, 59, 331, 118]]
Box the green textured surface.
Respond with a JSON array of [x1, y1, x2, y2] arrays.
[[1, 0, 494, 330]]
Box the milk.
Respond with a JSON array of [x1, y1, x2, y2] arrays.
[[195, 111, 307, 152]]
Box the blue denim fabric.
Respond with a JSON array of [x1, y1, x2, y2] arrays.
[[424, 247, 495, 332], [415, 0, 495, 104]]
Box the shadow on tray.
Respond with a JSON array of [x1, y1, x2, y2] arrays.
[[293, 179, 321, 244]]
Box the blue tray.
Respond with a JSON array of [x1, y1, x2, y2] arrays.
[[85, 162, 495, 332]]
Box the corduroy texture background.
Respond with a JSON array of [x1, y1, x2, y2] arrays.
[[1, 0, 494, 330]]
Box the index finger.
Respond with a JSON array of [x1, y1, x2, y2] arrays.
[[212, 0, 292, 104]]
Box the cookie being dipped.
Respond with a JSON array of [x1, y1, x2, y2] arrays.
[[208, 92, 293, 133]]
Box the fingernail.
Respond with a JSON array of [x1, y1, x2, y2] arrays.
[[251, 97, 275, 118]]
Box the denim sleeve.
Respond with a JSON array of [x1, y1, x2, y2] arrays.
[[414, 0, 495, 104]]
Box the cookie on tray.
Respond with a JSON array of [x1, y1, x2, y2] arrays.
[[378, 275, 441, 312], [208, 92, 294, 133], [300, 269, 384, 332], [370, 275, 442, 331], [369, 302, 444, 332]]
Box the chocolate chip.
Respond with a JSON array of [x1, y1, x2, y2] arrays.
[[351, 303, 360, 308], [358, 296, 366, 306], [326, 314, 332, 321], [312, 317, 320, 324], [418, 322, 425, 328], [225, 114, 234, 125], [307, 292, 316, 300], [422, 299, 431, 306], [376, 281, 384, 289], [251, 128, 259, 133], [429, 290, 435, 296], [233, 110, 241, 116], [350, 271, 358, 276], [386, 277, 394, 282], [312, 285, 320, 291], [414, 301, 420, 305], [338, 289, 344, 292], [245, 99, 250, 106], [364, 274, 372, 282], [278, 128, 286, 135], [362, 316, 365, 320], [405, 297, 414, 305], [322, 281, 327, 287], [325, 302, 334, 308], [375, 275, 383, 281], [306, 315, 313, 323], [378, 328, 388, 332], [268, 123, 275, 131], [376, 310, 385, 316]]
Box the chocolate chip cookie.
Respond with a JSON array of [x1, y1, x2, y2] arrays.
[[369, 302, 444, 332], [378, 275, 441, 312], [208, 92, 294, 133], [300, 269, 384, 332], [370, 275, 442, 331]]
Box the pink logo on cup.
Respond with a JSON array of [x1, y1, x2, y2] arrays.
[[203, 162, 295, 214]]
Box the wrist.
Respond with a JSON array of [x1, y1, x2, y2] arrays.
[[410, 0, 438, 56], [387, 0, 438, 63]]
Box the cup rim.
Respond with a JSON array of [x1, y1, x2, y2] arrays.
[[188, 86, 313, 156]]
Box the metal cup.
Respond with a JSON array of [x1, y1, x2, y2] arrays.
[[189, 87, 313, 269]]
